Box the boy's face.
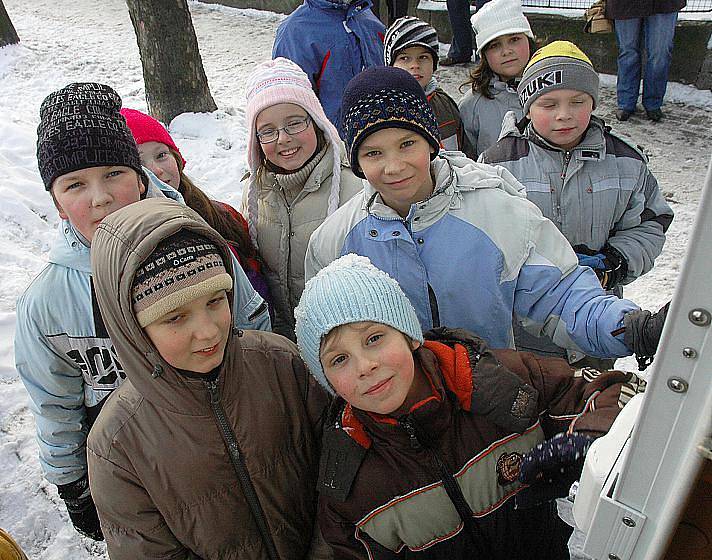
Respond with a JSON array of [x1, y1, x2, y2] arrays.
[[320, 322, 421, 415], [392, 46, 435, 89], [527, 89, 594, 151], [483, 33, 530, 80], [357, 128, 435, 218], [52, 165, 145, 241], [143, 289, 231, 374], [138, 141, 181, 189]]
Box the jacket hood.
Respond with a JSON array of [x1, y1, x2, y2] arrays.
[[308, 0, 372, 12], [90, 197, 237, 413]]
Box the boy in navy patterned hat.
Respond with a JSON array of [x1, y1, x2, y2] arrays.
[[306, 65, 669, 392]]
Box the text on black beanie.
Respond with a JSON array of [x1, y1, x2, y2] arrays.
[[36, 82, 147, 191]]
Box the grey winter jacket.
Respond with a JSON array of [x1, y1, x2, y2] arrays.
[[481, 113, 673, 286], [458, 76, 523, 159], [241, 145, 362, 340], [15, 172, 270, 487]]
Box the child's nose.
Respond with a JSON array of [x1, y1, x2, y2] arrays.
[[91, 186, 113, 207]]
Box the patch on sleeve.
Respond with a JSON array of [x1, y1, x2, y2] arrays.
[[496, 451, 524, 486]]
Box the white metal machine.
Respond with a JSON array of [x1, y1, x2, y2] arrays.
[[573, 156, 712, 559]]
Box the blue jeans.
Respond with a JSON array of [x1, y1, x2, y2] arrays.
[[446, 0, 478, 60], [614, 12, 678, 112]]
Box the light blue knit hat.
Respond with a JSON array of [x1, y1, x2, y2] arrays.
[[294, 254, 424, 395]]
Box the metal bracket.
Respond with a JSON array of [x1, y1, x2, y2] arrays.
[[584, 497, 646, 560]]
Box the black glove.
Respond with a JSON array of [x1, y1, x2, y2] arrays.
[[515, 432, 597, 509], [622, 302, 671, 370], [56, 475, 104, 541], [573, 244, 628, 290]]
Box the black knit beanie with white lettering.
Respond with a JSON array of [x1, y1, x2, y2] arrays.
[[36, 82, 147, 190]]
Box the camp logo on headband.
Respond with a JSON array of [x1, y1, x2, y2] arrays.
[[518, 70, 563, 107]]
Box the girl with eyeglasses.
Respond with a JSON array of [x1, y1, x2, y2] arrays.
[[242, 58, 362, 340], [120, 107, 272, 314]]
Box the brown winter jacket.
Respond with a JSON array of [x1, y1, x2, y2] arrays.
[[606, 0, 686, 19], [87, 199, 330, 560], [317, 327, 646, 559]]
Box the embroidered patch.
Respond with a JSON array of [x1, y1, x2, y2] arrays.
[[574, 367, 603, 382], [510, 387, 532, 418], [496, 451, 523, 486]]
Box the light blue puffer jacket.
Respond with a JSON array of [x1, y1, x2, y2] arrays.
[[306, 152, 638, 358], [15, 172, 270, 486]]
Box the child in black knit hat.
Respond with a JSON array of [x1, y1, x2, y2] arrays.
[[14, 83, 270, 543]]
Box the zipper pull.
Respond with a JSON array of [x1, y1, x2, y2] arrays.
[[205, 380, 221, 404], [400, 418, 422, 450]]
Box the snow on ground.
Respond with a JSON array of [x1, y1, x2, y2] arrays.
[[0, 0, 710, 557]]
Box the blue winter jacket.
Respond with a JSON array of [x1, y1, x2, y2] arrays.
[[14, 172, 271, 486], [306, 152, 638, 358], [273, 0, 385, 133]]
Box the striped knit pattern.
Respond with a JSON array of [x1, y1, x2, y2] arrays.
[[132, 231, 232, 328], [294, 254, 424, 394], [384, 16, 439, 70]]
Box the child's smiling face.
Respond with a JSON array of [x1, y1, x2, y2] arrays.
[[392, 46, 435, 89], [256, 103, 318, 172], [320, 322, 421, 415], [357, 127, 435, 218], [483, 32, 530, 80], [143, 289, 231, 374]]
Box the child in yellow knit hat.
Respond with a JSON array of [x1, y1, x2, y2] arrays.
[[481, 41, 672, 369]]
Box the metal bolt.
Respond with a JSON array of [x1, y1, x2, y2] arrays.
[[682, 347, 697, 359], [667, 377, 688, 393], [608, 555, 621, 560], [622, 516, 636, 528], [688, 308, 711, 327]]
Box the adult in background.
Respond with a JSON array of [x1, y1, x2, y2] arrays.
[[441, 0, 491, 66], [607, 0, 686, 122], [273, 0, 385, 134], [384, 0, 409, 25]]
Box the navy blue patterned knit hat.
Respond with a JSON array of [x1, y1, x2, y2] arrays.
[[341, 66, 441, 178]]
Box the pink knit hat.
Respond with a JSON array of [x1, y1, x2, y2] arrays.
[[244, 58, 343, 247], [120, 108, 186, 167]]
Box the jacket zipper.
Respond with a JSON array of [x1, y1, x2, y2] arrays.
[[553, 151, 573, 224], [205, 380, 280, 560]]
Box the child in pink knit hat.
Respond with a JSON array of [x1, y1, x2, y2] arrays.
[[241, 57, 362, 340], [120, 108, 271, 310]]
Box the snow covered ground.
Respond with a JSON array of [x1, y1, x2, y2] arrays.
[[0, 0, 710, 557]]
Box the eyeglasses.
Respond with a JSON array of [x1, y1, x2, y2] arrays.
[[256, 116, 312, 144]]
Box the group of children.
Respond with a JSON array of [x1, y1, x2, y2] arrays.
[[12, 0, 674, 558]]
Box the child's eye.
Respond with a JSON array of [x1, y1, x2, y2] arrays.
[[65, 182, 82, 190], [107, 170, 123, 178], [156, 151, 169, 160], [366, 333, 383, 345], [511, 36, 520, 43], [363, 150, 381, 158], [401, 140, 415, 149], [330, 355, 347, 367], [208, 294, 226, 306], [164, 313, 184, 325]]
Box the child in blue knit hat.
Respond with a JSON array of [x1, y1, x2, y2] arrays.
[[295, 253, 646, 559]]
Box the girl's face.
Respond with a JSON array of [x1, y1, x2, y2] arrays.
[[143, 289, 231, 374], [483, 33, 531, 80], [137, 141, 181, 189], [320, 322, 422, 416], [255, 103, 318, 172]]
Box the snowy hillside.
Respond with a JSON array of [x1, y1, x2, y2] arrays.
[[0, 0, 710, 558]]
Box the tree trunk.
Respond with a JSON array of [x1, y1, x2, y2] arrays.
[[125, 0, 217, 123], [0, 1, 20, 47]]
